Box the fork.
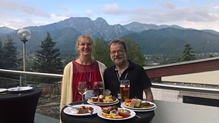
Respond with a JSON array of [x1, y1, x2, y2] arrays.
[[135, 115, 141, 118]]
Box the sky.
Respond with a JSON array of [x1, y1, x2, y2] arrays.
[[0, 0, 219, 31]]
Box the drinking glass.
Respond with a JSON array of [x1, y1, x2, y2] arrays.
[[93, 81, 103, 96], [78, 81, 87, 102], [120, 80, 130, 103]]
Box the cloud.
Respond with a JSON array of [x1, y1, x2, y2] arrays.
[[0, 0, 19, 10], [126, 5, 219, 24], [50, 14, 69, 21], [213, 6, 219, 10], [159, 1, 175, 9], [20, 5, 49, 17], [0, 0, 61, 28], [102, 3, 127, 15], [64, 12, 76, 17], [99, 3, 218, 31], [0, 0, 218, 31], [59, 6, 68, 11], [85, 10, 93, 17], [0, 0, 49, 17], [100, 2, 218, 30], [179, 0, 189, 3], [1, 18, 45, 29]]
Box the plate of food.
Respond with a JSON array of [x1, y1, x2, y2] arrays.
[[121, 103, 157, 112], [7, 86, 33, 92], [121, 98, 157, 112], [0, 88, 7, 93], [87, 95, 119, 106], [97, 105, 136, 120], [63, 104, 101, 116]]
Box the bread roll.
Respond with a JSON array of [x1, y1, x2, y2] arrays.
[[135, 99, 142, 107], [129, 99, 137, 108]]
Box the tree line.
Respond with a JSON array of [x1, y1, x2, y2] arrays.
[[0, 32, 199, 83]]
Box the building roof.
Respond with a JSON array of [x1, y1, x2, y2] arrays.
[[144, 57, 219, 78]]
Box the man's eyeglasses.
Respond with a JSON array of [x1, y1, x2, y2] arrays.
[[110, 50, 125, 55]]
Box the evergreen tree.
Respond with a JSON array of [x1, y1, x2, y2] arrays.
[[32, 32, 63, 74], [209, 54, 214, 58], [121, 37, 146, 66], [93, 37, 112, 67], [2, 36, 18, 69], [180, 43, 196, 62]]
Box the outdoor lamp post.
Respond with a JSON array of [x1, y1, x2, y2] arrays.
[[17, 28, 31, 86]]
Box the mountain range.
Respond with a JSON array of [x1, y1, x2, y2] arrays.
[[0, 17, 218, 55]]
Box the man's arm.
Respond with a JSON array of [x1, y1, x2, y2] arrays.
[[143, 88, 154, 102]]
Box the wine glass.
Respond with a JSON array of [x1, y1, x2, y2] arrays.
[[93, 81, 103, 96], [78, 81, 87, 103]]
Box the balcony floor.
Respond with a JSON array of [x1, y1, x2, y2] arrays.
[[35, 113, 59, 123]]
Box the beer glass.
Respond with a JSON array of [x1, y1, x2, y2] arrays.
[[120, 80, 130, 103]]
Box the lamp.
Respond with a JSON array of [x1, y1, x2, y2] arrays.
[[17, 28, 31, 86]]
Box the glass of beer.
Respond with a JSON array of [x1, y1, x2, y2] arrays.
[[120, 80, 130, 103]]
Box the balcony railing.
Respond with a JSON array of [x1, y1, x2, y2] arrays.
[[0, 69, 218, 123]]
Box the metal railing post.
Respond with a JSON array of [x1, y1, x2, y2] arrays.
[[20, 76, 23, 86]]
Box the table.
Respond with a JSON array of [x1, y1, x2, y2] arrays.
[[61, 101, 155, 123], [0, 88, 42, 123]]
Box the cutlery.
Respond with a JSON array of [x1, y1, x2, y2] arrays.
[[0, 92, 7, 95], [64, 104, 81, 110], [90, 109, 94, 115], [135, 115, 141, 118]]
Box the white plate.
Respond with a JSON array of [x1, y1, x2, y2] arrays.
[[121, 101, 156, 110], [121, 104, 157, 112], [0, 88, 7, 93], [63, 104, 101, 116], [7, 86, 33, 92], [87, 98, 119, 106], [97, 108, 136, 120]]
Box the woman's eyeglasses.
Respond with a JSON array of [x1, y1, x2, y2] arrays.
[[79, 43, 92, 47]]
